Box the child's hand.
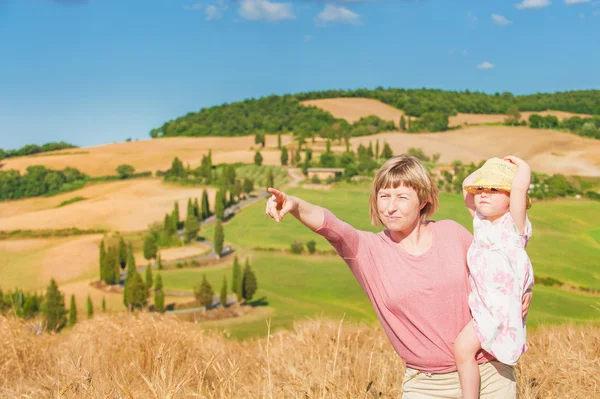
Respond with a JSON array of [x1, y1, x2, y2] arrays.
[[504, 155, 530, 170]]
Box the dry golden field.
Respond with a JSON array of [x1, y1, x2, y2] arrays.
[[0, 135, 292, 177], [300, 96, 592, 128], [0, 179, 217, 232], [0, 314, 598, 398], [340, 126, 600, 177], [301, 98, 405, 125], [449, 110, 593, 127]]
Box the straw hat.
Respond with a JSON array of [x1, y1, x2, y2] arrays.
[[463, 157, 516, 193]]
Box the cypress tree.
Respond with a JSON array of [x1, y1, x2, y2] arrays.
[[154, 273, 163, 292], [154, 291, 164, 313], [400, 115, 406, 131], [145, 264, 153, 291], [103, 245, 119, 284], [118, 235, 127, 269], [101, 296, 106, 312], [382, 141, 393, 159], [277, 133, 281, 149], [172, 201, 180, 231], [220, 276, 228, 308], [42, 278, 67, 332], [242, 259, 257, 302], [280, 147, 288, 166], [267, 170, 274, 191], [194, 275, 214, 308], [231, 256, 241, 298], [164, 214, 172, 234], [143, 234, 157, 260], [123, 242, 137, 306], [254, 151, 263, 166], [367, 142, 374, 158], [214, 190, 225, 221], [69, 294, 77, 326], [99, 239, 106, 280], [87, 294, 93, 319], [126, 242, 136, 278], [214, 221, 224, 257], [157, 253, 163, 270], [184, 206, 200, 243], [201, 189, 210, 219], [375, 139, 380, 160], [125, 272, 148, 311], [193, 198, 200, 218]]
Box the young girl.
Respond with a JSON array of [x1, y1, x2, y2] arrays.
[[455, 155, 535, 399]]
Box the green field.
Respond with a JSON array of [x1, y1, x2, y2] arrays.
[[218, 183, 600, 290], [164, 183, 600, 337]]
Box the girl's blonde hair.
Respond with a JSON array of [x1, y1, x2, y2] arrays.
[[369, 154, 439, 227]]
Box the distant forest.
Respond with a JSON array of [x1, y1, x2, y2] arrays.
[[150, 88, 600, 139], [0, 142, 77, 161]]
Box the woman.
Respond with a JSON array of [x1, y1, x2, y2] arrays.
[[265, 154, 532, 398]]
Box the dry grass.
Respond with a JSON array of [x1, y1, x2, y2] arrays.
[[450, 110, 593, 127], [0, 235, 103, 291], [341, 126, 600, 177], [301, 98, 405, 125], [0, 179, 218, 232], [0, 314, 598, 398], [0, 135, 292, 177]]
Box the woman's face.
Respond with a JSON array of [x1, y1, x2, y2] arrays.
[[376, 185, 424, 232]]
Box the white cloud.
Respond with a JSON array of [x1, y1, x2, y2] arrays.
[[515, 0, 551, 9], [205, 5, 222, 20], [239, 0, 295, 22], [565, 0, 590, 4], [315, 5, 361, 25], [477, 61, 495, 70], [467, 11, 479, 27], [304, 35, 312, 42], [491, 13, 512, 25]]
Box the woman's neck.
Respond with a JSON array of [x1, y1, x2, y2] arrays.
[[388, 220, 432, 255]]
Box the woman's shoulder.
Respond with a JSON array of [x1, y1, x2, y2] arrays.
[[429, 219, 469, 232]]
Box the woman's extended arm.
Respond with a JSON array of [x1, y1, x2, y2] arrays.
[[265, 187, 324, 231]]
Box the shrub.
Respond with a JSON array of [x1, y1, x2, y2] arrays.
[[290, 240, 304, 254], [306, 240, 316, 254]]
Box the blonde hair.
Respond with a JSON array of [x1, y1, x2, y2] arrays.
[[369, 154, 439, 227]]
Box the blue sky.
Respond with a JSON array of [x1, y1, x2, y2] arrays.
[[1, 0, 599, 149]]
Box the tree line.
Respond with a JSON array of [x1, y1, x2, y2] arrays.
[[149, 88, 600, 141], [0, 141, 77, 161], [0, 165, 88, 201]]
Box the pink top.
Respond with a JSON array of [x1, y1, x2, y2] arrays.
[[314, 208, 495, 373]]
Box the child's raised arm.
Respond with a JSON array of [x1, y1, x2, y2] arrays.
[[462, 171, 477, 218], [504, 156, 531, 234]]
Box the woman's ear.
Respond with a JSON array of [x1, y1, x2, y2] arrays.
[[419, 200, 427, 211]]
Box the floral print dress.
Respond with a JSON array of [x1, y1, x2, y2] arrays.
[[467, 211, 534, 366]]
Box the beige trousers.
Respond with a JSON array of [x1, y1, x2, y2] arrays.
[[402, 360, 516, 398]]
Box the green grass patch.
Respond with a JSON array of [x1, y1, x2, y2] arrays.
[[57, 196, 86, 208], [161, 252, 376, 339]]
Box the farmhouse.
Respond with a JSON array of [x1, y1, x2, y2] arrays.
[[306, 168, 345, 180]]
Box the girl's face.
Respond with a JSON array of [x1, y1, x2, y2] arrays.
[[474, 187, 510, 221], [377, 185, 424, 232]]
